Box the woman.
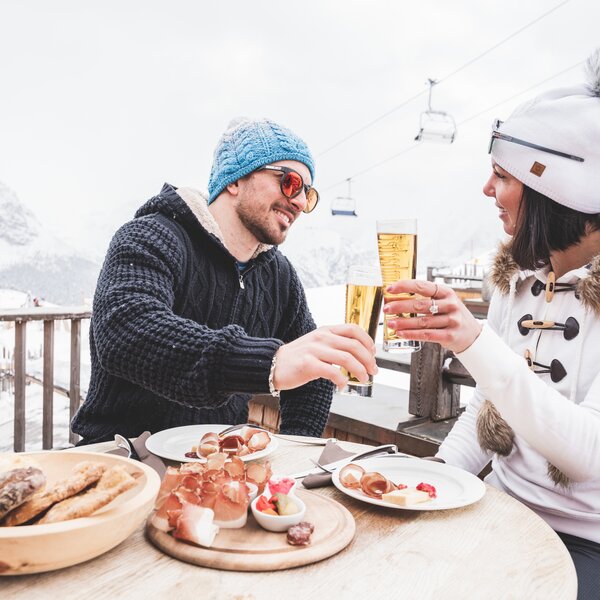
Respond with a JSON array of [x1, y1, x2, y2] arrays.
[[385, 49, 600, 599]]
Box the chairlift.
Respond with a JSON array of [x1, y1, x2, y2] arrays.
[[331, 179, 358, 216], [414, 78, 457, 144]]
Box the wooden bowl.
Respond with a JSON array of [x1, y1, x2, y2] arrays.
[[0, 451, 161, 575]]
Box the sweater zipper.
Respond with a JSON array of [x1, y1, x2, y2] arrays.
[[236, 264, 254, 289], [231, 263, 255, 322]]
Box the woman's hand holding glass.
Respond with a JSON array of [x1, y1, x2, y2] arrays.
[[382, 280, 483, 354]]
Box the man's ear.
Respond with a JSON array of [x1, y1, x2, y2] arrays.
[[226, 180, 240, 196]]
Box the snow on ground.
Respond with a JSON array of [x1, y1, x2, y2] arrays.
[[0, 288, 91, 451]]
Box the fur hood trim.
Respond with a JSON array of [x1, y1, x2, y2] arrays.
[[488, 241, 519, 295], [489, 242, 600, 317]]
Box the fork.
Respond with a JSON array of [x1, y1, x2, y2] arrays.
[[217, 423, 337, 446], [114, 434, 140, 461]]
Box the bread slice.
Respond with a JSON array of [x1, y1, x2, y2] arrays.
[[381, 488, 431, 507]]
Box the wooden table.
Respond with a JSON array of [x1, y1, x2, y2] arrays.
[[3, 438, 577, 600]]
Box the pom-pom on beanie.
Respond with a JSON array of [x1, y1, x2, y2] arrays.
[[207, 117, 315, 204], [491, 48, 600, 214]]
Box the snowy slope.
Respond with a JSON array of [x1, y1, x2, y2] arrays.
[[0, 182, 100, 304]]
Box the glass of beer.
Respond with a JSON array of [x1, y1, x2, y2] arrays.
[[376, 219, 420, 353], [341, 265, 383, 397]]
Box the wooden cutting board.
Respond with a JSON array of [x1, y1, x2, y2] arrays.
[[146, 489, 355, 571]]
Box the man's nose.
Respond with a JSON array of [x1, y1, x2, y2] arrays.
[[288, 190, 308, 213]]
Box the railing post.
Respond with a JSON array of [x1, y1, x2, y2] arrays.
[[43, 320, 55, 449], [14, 321, 27, 452], [409, 342, 460, 421], [69, 318, 82, 445]]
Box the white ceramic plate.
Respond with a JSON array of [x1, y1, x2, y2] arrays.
[[332, 456, 485, 511], [145, 424, 278, 463]]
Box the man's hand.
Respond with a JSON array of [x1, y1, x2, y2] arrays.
[[272, 324, 378, 391]]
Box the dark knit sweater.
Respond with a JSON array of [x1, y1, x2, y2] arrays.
[[71, 183, 334, 443]]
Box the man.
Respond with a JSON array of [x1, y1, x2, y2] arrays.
[[72, 117, 377, 444]]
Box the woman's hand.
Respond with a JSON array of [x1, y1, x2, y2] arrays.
[[383, 280, 483, 354]]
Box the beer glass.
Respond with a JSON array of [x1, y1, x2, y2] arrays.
[[341, 265, 383, 397], [376, 219, 421, 353]]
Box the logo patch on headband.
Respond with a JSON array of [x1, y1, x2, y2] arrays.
[[530, 162, 546, 177]]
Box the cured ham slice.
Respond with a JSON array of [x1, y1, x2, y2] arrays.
[[153, 455, 264, 541], [339, 464, 365, 489], [212, 481, 249, 529], [360, 472, 395, 499], [239, 427, 263, 444], [172, 504, 219, 548], [219, 435, 245, 454], [223, 457, 245, 480], [153, 492, 182, 532], [189, 428, 272, 459], [198, 432, 220, 458], [246, 461, 272, 493], [205, 453, 228, 471], [180, 462, 206, 474], [247, 431, 271, 452], [174, 486, 201, 506]]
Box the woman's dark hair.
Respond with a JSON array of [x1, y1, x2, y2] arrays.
[[511, 185, 600, 270]]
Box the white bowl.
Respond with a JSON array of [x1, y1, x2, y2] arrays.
[[250, 494, 306, 533], [0, 451, 161, 575]]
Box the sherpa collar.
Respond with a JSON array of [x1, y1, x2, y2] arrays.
[[176, 186, 273, 260], [488, 240, 600, 317]]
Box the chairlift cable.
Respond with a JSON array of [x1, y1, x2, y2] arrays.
[[321, 59, 582, 193], [456, 59, 583, 127], [436, 0, 572, 85], [317, 0, 573, 158]]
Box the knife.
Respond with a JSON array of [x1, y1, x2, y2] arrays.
[[288, 444, 411, 479]]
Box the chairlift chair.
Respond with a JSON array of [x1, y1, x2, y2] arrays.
[[331, 179, 358, 216], [414, 79, 457, 144]]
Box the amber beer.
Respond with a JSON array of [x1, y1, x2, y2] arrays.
[[376, 220, 420, 353], [341, 266, 383, 397]]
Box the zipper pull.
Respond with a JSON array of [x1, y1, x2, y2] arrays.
[[239, 274, 245, 289]]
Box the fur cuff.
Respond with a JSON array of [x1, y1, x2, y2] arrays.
[[547, 463, 572, 488], [476, 400, 515, 456]]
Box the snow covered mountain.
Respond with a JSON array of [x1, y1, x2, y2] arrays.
[[0, 182, 100, 305]]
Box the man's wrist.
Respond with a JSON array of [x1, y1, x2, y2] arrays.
[[268, 353, 280, 397]]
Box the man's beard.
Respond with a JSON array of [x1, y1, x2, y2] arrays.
[[236, 203, 288, 246]]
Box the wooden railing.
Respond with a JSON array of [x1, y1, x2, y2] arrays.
[[1, 298, 488, 454], [0, 307, 91, 451]]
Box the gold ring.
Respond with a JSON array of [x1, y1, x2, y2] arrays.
[[432, 283, 439, 300]]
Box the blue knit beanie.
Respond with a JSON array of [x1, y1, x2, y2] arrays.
[[207, 117, 315, 204]]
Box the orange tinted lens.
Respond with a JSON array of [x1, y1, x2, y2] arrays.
[[281, 171, 303, 197], [303, 188, 319, 213]]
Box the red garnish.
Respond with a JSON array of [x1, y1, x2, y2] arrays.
[[267, 477, 295, 496], [256, 495, 276, 513], [416, 482, 437, 498]]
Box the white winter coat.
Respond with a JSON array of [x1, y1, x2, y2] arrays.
[[438, 244, 600, 542]]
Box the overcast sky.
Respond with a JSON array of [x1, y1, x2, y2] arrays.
[[1, 0, 598, 269]]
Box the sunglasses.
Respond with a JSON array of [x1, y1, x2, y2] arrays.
[[488, 119, 584, 163], [257, 165, 320, 214]]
